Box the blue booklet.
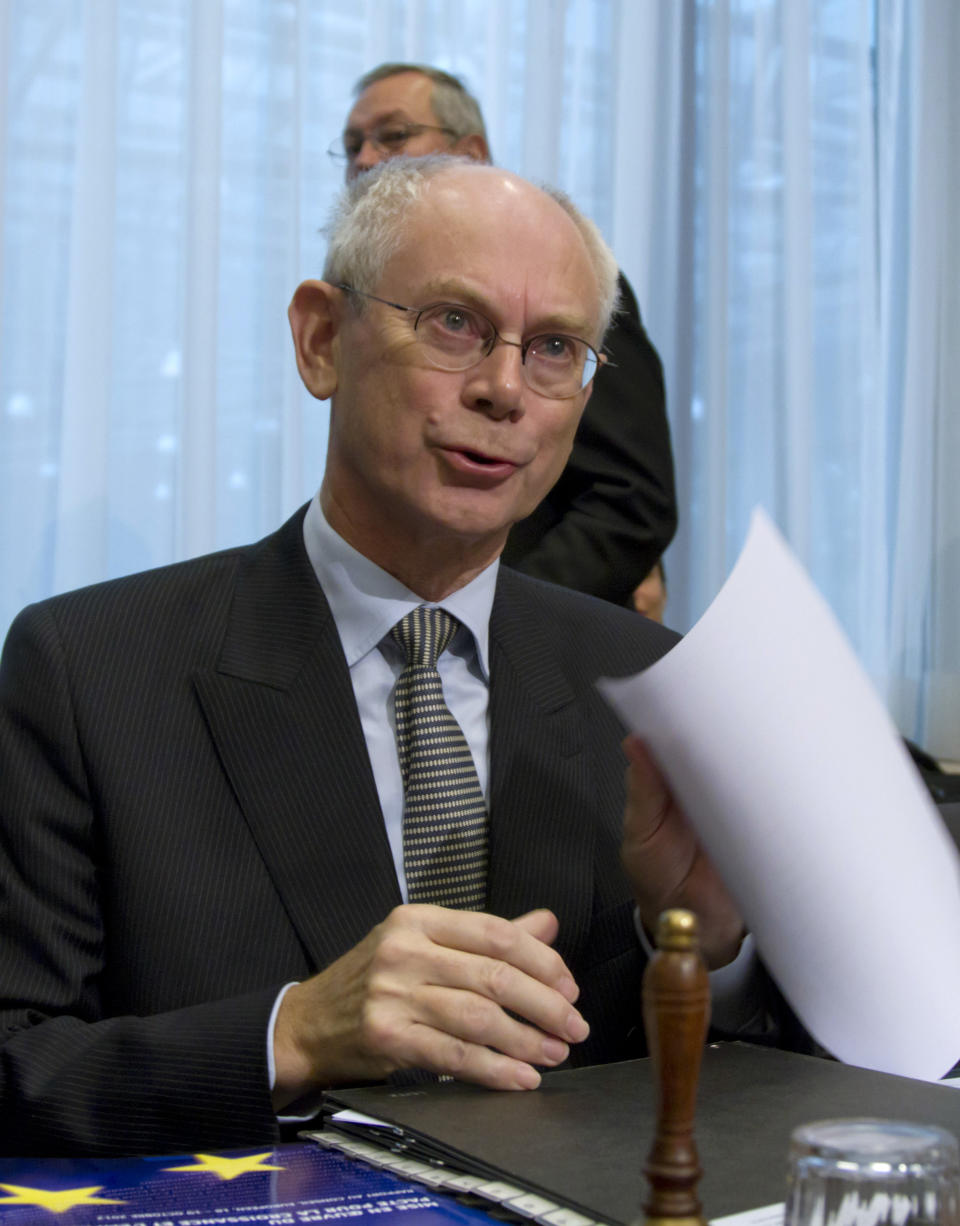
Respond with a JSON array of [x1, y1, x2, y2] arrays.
[[0, 1141, 498, 1226]]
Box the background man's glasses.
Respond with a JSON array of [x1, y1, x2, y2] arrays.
[[328, 123, 456, 164], [339, 285, 603, 399]]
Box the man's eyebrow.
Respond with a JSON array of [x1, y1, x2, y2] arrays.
[[415, 279, 485, 305], [343, 110, 411, 136], [416, 280, 595, 337]]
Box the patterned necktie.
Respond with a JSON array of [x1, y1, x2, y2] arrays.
[[391, 606, 488, 910]]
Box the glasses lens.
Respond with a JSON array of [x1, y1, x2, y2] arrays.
[[329, 127, 409, 163], [372, 126, 416, 153], [525, 335, 597, 397], [414, 304, 493, 368]]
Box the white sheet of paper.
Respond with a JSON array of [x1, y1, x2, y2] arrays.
[[600, 508, 960, 1080], [710, 1205, 784, 1226]]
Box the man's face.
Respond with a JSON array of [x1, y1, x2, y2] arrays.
[[320, 169, 602, 575], [341, 72, 483, 181]]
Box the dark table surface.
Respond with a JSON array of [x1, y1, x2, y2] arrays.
[[325, 1044, 960, 1224]]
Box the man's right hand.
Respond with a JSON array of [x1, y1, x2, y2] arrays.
[[271, 905, 589, 1110]]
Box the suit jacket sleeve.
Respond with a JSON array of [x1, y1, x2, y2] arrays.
[[501, 273, 677, 605], [0, 602, 283, 1156]]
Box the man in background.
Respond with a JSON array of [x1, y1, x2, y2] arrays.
[[333, 63, 677, 607]]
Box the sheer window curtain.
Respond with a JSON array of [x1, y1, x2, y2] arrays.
[[0, 0, 617, 625], [1, 1, 957, 755], [614, 0, 959, 759]]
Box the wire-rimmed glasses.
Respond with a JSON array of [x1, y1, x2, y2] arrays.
[[328, 123, 457, 165], [338, 285, 603, 400]]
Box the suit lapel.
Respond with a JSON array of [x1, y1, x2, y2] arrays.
[[192, 525, 599, 973], [487, 571, 596, 970], [193, 509, 401, 972]]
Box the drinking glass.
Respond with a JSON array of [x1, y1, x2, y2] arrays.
[[785, 1118, 960, 1226]]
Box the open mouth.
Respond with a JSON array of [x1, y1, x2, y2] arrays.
[[443, 446, 519, 480]]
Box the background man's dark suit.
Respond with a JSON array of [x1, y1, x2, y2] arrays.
[[0, 505, 678, 1157], [503, 273, 676, 605]]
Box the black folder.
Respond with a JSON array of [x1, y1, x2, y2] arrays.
[[318, 1043, 960, 1223]]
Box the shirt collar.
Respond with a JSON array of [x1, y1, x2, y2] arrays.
[[302, 493, 497, 679]]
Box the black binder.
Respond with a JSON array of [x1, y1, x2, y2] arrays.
[[318, 1043, 960, 1223]]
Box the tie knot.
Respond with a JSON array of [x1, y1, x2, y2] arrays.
[[391, 606, 459, 668]]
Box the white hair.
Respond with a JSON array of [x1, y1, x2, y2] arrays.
[[322, 157, 621, 339]]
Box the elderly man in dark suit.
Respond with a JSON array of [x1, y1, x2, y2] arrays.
[[0, 158, 743, 1157], [334, 63, 677, 606]]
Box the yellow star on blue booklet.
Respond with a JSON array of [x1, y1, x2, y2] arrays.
[[0, 1182, 125, 1213], [164, 1152, 285, 1181]]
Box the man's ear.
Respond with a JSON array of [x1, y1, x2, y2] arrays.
[[452, 132, 491, 164], [288, 280, 342, 400]]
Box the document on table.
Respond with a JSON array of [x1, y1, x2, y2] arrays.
[[600, 507, 960, 1081], [711, 1206, 784, 1226]]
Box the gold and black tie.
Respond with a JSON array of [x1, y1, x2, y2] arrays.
[[391, 606, 488, 910]]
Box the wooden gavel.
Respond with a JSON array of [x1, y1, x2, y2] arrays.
[[641, 908, 711, 1226]]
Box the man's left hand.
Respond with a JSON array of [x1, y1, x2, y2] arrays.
[[620, 735, 745, 968]]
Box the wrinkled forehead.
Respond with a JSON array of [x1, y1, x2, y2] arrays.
[[346, 72, 437, 132], [384, 168, 603, 329]]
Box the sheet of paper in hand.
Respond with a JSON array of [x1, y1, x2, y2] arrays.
[[599, 507, 960, 1081]]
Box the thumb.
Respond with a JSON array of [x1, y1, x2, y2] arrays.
[[511, 907, 560, 946]]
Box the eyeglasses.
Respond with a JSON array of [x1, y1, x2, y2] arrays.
[[338, 286, 603, 400], [328, 123, 457, 164]]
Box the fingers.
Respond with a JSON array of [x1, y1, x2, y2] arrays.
[[272, 903, 589, 1105], [379, 907, 587, 1040], [622, 735, 674, 845], [623, 732, 655, 772], [417, 906, 577, 1001], [367, 984, 574, 1090], [358, 908, 587, 1090], [620, 736, 745, 970], [399, 1027, 543, 1090], [622, 735, 697, 894]]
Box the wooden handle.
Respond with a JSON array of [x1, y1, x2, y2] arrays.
[[642, 909, 710, 1226]]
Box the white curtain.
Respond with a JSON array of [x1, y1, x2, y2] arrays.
[[612, 0, 959, 758], [877, 1, 960, 756], [1, 0, 957, 755]]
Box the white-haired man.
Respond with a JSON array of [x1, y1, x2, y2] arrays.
[[0, 159, 745, 1158], [332, 63, 677, 608]]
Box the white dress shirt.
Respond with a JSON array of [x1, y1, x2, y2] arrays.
[[270, 494, 760, 1106], [301, 493, 498, 900]]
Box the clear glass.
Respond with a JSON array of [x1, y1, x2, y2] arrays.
[[785, 1119, 960, 1226], [337, 286, 600, 398], [327, 123, 455, 162]]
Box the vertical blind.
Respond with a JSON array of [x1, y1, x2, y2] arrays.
[[0, 0, 957, 755]]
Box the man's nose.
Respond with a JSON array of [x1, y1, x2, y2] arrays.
[[462, 341, 526, 421]]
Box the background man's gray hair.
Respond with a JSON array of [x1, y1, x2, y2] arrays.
[[353, 63, 489, 152], [322, 157, 621, 341]]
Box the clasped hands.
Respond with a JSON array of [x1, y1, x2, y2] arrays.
[[272, 737, 744, 1109]]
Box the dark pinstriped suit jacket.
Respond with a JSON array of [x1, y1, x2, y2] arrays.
[[0, 506, 678, 1157]]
